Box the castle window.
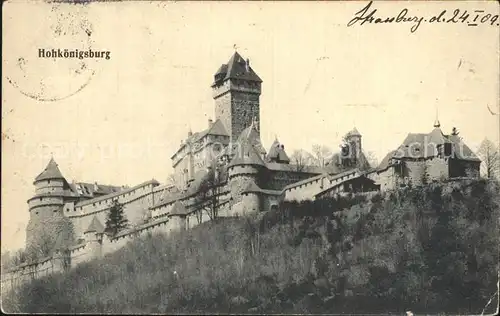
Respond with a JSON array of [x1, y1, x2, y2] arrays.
[[48, 180, 51, 184], [40, 197, 42, 201], [53, 209, 58, 213], [35, 212, 39, 214]]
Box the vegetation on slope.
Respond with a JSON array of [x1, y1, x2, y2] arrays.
[[2, 179, 499, 314]]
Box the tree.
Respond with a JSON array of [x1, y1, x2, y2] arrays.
[[311, 144, 333, 168], [477, 138, 499, 179], [193, 163, 224, 222], [5, 249, 28, 268], [421, 164, 429, 185], [166, 174, 177, 186], [290, 149, 314, 172], [105, 199, 129, 236], [364, 151, 379, 169]]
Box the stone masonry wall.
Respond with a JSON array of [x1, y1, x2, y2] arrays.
[[25, 208, 75, 254], [403, 160, 427, 186], [230, 91, 260, 139], [229, 174, 257, 204], [426, 158, 449, 181], [214, 88, 232, 136]]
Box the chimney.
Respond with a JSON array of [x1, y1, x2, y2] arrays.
[[188, 130, 192, 137], [208, 118, 213, 127], [246, 58, 250, 71]]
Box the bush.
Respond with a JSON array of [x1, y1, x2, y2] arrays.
[[3, 180, 499, 314]]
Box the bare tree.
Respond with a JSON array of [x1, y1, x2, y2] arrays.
[[193, 162, 224, 221], [290, 149, 314, 172], [364, 151, 379, 169], [477, 138, 499, 179], [311, 144, 333, 168], [13, 250, 28, 265], [166, 174, 177, 186]]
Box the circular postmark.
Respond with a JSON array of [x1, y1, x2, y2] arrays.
[[5, 4, 102, 102]]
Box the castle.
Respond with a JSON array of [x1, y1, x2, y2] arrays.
[[5, 51, 481, 289]]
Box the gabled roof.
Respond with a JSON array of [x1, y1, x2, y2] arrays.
[[188, 119, 230, 144], [69, 182, 124, 197], [171, 119, 229, 159], [84, 216, 105, 234], [267, 138, 290, 163], [213, 52, 262, 86], [34, 158, 65, 182], [392, 126, 480, 162]]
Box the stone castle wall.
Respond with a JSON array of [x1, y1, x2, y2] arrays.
[[66, 181, 158, 239], [369, 167, 399, 191]]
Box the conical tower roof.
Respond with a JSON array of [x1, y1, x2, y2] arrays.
[[34, 157, 66, 182], [267, 137, 290, 163], [229, 140, 266, 168], [84, 216, 105, 234], [346, 127, 361, 137]]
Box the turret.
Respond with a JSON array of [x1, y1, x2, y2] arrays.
[[342, 128, 362, 164], [83, 216, 104, 260], [267, 137, 290, 164], [26, 158, 74, 251], [166, 201, 187, 233], [227, 140, 266, 204], [27, 158, 69, 220]]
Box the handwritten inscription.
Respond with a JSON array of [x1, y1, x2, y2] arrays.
[[347, 1, 499, 33]]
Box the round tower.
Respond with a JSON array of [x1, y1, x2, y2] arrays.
[[26, 158, 74, 252], [227, 142, 266, 205], [344, 127, 362, 161], [83, 216, 104, 260]]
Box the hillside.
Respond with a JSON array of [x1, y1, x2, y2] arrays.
[[2, 179, 499, 314]]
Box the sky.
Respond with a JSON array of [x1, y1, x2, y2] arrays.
[[2, 1, 499, 251]]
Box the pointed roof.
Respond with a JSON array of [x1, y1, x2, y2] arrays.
[[346, 127, 361, 137], [84, 216, 105, 234], [228, 140, 266, 168], [207, 119, 229, 137], [212, 52, 262, 86], [267, 138, 290, 163], [237, 120, 267, 155], [34, 158, 66, 182]]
